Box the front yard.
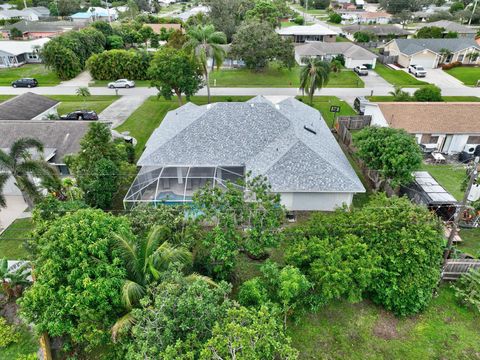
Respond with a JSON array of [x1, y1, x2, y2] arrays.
[[209, 65, 364, 88], [374, 63, 429, 87], [0, 64, 60, 86], [0, 218, 33, 260], [445, 66, 480, 86], [48, 95, 120, 115]]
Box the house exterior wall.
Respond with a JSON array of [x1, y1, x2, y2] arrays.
[[280, 192, 354, 211], [31, 104, 59, 120], [410, 52, 438, 68], [345, 57, 376, 69]]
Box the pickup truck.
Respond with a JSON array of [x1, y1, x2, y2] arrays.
[[354, 66, 369, 76], [408, 65, 427, 77]]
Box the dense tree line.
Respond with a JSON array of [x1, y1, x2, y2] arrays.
[[87, 49, 152, 80]]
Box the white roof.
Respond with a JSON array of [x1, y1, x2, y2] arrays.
[[0, 38, 50, 56], [277, 24, 338, 36]]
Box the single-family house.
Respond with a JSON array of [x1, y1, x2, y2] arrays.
[[0, 38, 49, 67], [356, 11, 392, 24], [364, 102, 480, 155], [145, 23, 183, 34], [276, 24, 338, 43], [1, 20, 78, 40], [70, 7, 117, 23], [416, 21, 477, 38], [124, 96, 365, 211], [382, 38, 480, 68], [0, 93, 59, 120], [341, 24, 411, 42], [0, 7, 49, 21], [295, 41, 377, 68]]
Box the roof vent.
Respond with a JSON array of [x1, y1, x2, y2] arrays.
[[250, 103, 254, 108], [207, 104, 212, 110], [304, 125, 317, 135]]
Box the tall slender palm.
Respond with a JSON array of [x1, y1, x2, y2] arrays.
[[111, 225, 194, 339], [184, 24, 227, 104], [76, 86, 91, 109], [299, 57, 331, 104], [0, 138, 59, 209]]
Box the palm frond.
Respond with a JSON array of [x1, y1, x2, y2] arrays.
[[0, 172, 9, 208], [111, 311, 136, 342], [113, 233, 140, 281], [121, 280, 145, 309], [185, 273, 218, 288], [153, 241, 192, 271], [10, 138, 44, 161], [0, 149, 13, 171]]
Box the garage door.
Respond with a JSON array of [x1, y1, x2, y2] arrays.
[[411, 53, 436, 69]]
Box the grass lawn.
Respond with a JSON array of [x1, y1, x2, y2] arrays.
[[0, 64, 60, 86], [368, 95, 480, 102], [445, 66, 480, 86], [374, 63, 429, 87], [291, 3, 327, 15], [288, 286, 480, 359], [47, 95, 120, 115], [458, 228, 480, 257], [0, 95, 14, 103], [0, 218, 33, 260], [210, 66, 364, 88], [297, 95, 357, 128], [0, 324, 38, 359], [116, 96, 252, 159], [420, 163, 466, 201]]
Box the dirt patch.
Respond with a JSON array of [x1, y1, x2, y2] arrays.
[[373, 310, 400, 340]]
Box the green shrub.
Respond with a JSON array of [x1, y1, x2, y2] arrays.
[[293, 16, 305, 25], [453, 269, 480, 313], [0, 317, 20, 348], [414, 85, 443, 102], [329, 13, 342, 24], [87, 49, 152, 80]]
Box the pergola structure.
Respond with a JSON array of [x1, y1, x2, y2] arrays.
[[124, 165, 244, 208]]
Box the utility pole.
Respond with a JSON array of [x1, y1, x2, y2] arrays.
[[443, 156, 479, 266], [106, 0, 112, 25], [469, 0, 478, 25]]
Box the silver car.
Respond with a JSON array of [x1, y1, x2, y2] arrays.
[[108, 79, 135, 88], [354, 66, 369, 76]]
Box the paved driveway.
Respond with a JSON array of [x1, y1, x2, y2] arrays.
[[402, 68, 466, 89], [98, 95, 149, 128], [0, 196, 27, 234]]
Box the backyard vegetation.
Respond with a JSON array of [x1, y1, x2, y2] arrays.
[[0, 64, 60, 86], [445, 66, 480, 86], [374, 63, 429, 87]]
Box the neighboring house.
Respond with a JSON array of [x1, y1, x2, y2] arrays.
[[124, 96, 365, 211], [416, 21, 477, 38], [0, 7, 49, 21], [382, 38, 480, 68], [0, 38, 49, 67], [364, 102, 480, 154], [144, 23, 183, 34], [295, 41, 377, 68], [0, 120, 91, 177], [356, 11, 392, 24], [341, 24, 411, 42], [70, 7, 117, 23], [276, 24, 338, 43], [0, 93, 59, 120], [0, 20, 78, 39]]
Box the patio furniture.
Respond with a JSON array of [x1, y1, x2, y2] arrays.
[[432, 152, 446, 164]]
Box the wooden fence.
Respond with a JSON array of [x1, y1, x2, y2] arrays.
[[377, 54, 398, 64], [336, 115, 371, 148], [442, 259, 480, 280]]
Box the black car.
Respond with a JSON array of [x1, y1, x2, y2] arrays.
[[11, 78, 38, 88], [60, 110, 98, 120]]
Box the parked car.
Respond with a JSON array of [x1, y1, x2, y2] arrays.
[[11, 78, 38, 88], [108, 79, 135, 88], [408, 65, 427, 77], [353, 96, 369, 115], [60, 110, 98, 120], [354, 66, 369, 76]]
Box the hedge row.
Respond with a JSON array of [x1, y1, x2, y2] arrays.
[[86, 50, 153, 81]]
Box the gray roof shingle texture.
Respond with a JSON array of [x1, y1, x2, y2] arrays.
[[295, 41, 377, 60], [394, 38, 480, 55], [0, 92, 58, 120], [0, 120, 90, 163], [138, 96, 365, 193]]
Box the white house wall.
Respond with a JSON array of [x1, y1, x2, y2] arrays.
[[345, 57, 376, 69], [32, 104, 59, 120], [280, 192, 354, 211], [410, 52, 438, 68], [447, 134, 469, 154]]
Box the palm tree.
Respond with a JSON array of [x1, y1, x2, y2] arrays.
[[0, 172, 8, 208], [0, 138, 59, 209], [111, 225, 194, 339], [439, 48, 453, 64], [76, 86, 91, 109], [184, 24, 227, 104], [0, 258, 30, 301], [299, 57, 331, 104]]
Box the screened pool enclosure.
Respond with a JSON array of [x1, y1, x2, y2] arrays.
[[124, 166, 245, 208]]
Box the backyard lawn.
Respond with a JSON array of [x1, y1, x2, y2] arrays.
[[47, 95, 120, 115], [445, 66, 480, 86], [368, 95, 480, 102], [298, 95, 357, 127], [458, 228, 480, 257], [374, 63, 428, 87], [0, 218, 33, 260], [0, 64, 60, 86], [116, 96, 253, 159], [210, 66, 364, 88], [0, 324, 38, 360], [420, 163, 466, 201], [288, 286, 480, 359]]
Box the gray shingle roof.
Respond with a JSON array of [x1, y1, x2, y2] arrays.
[[0, 93, 58, 120], [1, 20, 77, 33], [342, 24, 411, 36], [138, 96, 365, 193], [394, 38, 480, 55], [418, 21, 477, 35], [295, 41, 377, 60], [0, 120, 91, 164]]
